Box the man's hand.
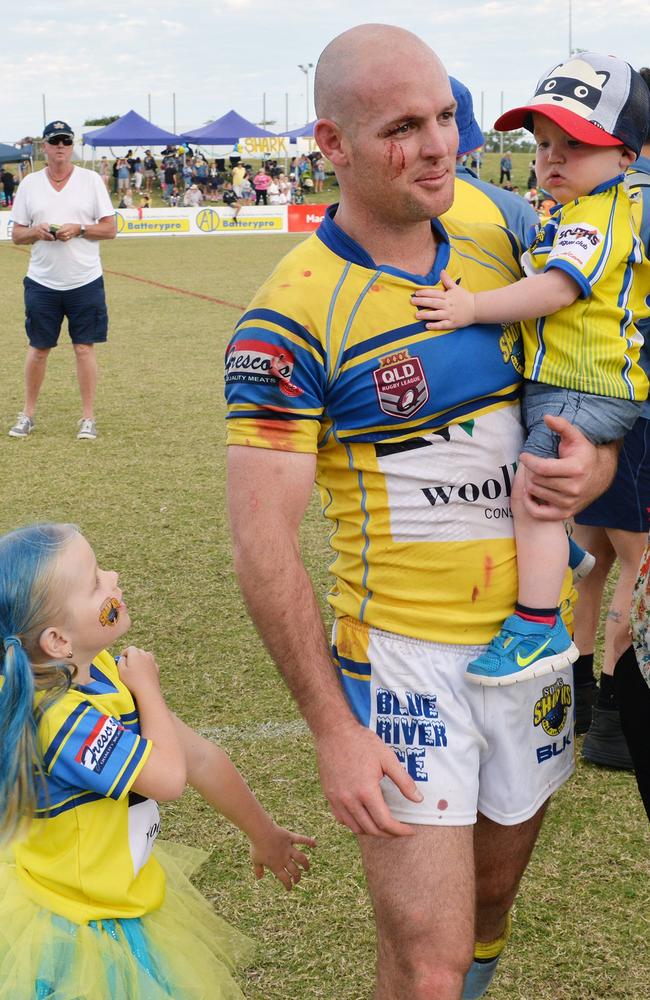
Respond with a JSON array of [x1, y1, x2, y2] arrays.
[[31, 223, 56, 242], [412, 269, 475, 330], [55, 223, 81, 241], [519, 414, 618, 519], [316, 721, 423, 838]]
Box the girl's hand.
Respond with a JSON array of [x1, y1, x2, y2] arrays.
[[117, 646, 161, 698], [412, 269, 476, 330], [250, 823, 317, 892]]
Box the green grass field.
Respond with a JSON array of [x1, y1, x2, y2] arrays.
[[1, 234, 648, 1000]]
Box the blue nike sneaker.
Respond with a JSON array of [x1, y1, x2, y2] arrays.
[[466, 614, 578, 686]]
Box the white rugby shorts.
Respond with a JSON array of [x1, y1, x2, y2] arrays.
[[332, 616, 575, 826]]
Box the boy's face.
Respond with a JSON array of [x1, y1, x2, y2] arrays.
[[533, 114, 634, 203]]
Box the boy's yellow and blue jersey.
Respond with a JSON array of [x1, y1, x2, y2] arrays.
[[13, 650, 163, 924], [521, 175, 650, 400], [225, 206, 557, 644]]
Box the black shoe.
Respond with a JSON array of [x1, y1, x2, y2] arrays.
[[574, 681, 597, 735], [582, 706, 634, 770]]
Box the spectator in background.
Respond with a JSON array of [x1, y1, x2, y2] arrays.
[[253, 167, 271, 205], [527, 159, 537, 189], [1, 167, 16, 208], [143, 150, 157, 192], [499, 151, 512, 184], [112, 158, 119, 194], [232, 161, 246, 196], [139, 192, 151, 210], [169, 186, 181, 207], [240, 173, 253, 204], [98, 157, 110, 191], [313, 154, 326, 193], [163, 158, 177, 198], [116, 159, 130, 194], [118, 187, 133, 209], [222, 181, 241, 222], [183, 183, 203, 207], [8, 119, 116, 442], [132, 157, 143, 191]]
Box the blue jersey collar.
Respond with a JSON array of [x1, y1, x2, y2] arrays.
[[317, 204, 450, 285]]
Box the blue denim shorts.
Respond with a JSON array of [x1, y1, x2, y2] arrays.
[[24, 276, 108, 348], [522, 381, 643, 459]]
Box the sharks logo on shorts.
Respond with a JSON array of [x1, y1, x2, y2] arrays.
[[533, 677, 573, 737]]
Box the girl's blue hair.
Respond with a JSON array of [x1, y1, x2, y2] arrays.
[[0, 523, 77, 844]]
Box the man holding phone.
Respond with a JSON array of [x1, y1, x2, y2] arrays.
[[9, 121, 116, 441]]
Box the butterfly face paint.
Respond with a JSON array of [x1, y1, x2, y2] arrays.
[[99, 597, 121, 627]]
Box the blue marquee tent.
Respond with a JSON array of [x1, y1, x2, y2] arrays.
[[181, 110, 276, 145], [284, 121, 316, 141], [82, 110, 181, 147], [0, 142, 31, 163]]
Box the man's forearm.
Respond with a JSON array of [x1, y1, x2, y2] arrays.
[[232, 535, 353, 739]]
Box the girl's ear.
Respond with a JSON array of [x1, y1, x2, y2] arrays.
[[38, 626, 72, 661]]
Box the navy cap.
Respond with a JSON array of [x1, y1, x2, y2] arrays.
[[43, 120, 74, 141], [450, 77, 485, 157]]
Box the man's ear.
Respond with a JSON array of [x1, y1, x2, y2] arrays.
[[314, 119, 349, 167], [39, 626, 72, 661]]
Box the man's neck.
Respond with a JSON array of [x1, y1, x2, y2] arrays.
[[47, 161, 74, 182], [333, 201, 438, 276]]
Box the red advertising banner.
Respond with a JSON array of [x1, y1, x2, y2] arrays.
[[287, 204, 328, 233]]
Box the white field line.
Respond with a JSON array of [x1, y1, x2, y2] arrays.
[[198, 720, 310, 742]]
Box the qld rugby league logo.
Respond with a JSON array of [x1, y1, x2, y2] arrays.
[[373, 349, 428, 419], [225, 338, 303, 397], [533, 677, 572, 737]]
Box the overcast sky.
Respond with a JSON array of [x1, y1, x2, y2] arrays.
[[3, 0, 649, 145]]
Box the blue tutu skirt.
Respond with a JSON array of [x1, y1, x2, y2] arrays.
[[0, 841, 254, 999]]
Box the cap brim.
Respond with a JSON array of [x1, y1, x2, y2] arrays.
[[494, 105, 622, 146]]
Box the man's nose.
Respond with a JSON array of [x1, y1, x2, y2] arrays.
[[421, 122, 457, 160]]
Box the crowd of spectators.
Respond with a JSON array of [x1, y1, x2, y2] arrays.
[[88, 146, 328, 214]]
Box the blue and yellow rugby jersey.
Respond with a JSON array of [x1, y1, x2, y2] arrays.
[[521, 176, 650, 400], [226, 207, 532, 644], [442, 164, 538, 248], [13, 650, 163, 924]]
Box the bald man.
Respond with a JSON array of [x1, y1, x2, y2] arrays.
[[225, 25, 616, 1000]]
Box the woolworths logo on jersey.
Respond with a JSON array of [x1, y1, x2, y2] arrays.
[[421, 462, 518, 510]]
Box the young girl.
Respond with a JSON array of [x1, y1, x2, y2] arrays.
[[0, 523, 315, 999]]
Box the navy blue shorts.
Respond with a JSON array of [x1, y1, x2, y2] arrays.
[[575, 416, 650, 532], [24, 275, 108, 349]]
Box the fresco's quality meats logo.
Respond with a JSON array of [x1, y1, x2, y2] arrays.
[[373, 349, 429, 419], [75, 715, 124, 774], [225, 339, 303, 396]]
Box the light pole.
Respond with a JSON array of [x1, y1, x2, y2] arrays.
[[298, 63, 313, 124]]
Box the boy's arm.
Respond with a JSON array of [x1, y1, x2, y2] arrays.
[[413, 268, 580, 330]]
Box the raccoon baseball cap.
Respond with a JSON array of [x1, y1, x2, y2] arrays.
[[494, 52, 650, 156], [450, 77, 485, 157], [43, 120, 74, 140]]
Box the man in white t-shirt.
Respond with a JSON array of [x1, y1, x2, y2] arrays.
[[9, 120, 116, 441]]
